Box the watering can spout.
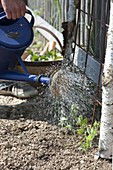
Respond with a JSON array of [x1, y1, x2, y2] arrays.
[[38, 76, 50, 85], [0, 70, 50, 85]]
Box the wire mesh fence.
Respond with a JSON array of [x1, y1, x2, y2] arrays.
[[75, 0, 110, 61], [73, 0, 110, 100]]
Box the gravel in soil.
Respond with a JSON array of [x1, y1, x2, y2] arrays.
[[0, 86, 112, 170]]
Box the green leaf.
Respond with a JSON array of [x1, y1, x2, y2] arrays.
[[77, 127, 85, 135], [82, 118, 88, 126], [77, 115, 83, 126], [86, 135, 94, 141], [31, 54, 39, 61]]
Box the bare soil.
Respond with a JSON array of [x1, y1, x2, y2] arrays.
[[0, 85, 112, 170]]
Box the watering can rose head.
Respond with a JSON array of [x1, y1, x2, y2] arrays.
[[50, 69, 70, 98]]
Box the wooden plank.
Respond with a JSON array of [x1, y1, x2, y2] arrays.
[[34, 14, 63, 52]]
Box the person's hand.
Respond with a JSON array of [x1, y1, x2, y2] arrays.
[[0, 0, 26, 19]]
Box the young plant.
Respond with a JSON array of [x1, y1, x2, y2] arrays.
[[28, 50, 63, 62], [59, 104, 100, 152], [77, 116, 100, 152], [58, 104, 79, 133]]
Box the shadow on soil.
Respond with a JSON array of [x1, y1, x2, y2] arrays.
[[0, 86, 58, 124]]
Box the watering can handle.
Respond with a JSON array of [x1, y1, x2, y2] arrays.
[[0, 11, 6, 20], [26, 9, 34, 27], [0, 9, 34, 27]]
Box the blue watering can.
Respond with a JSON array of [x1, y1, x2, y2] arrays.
[[0, 10, 50, 85]]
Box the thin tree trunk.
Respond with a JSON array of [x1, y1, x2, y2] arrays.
[[99, 0, 113, 159], [62, 0, 76, 67]]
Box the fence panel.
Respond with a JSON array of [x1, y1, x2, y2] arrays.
[[27, 0, 67, 31]]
